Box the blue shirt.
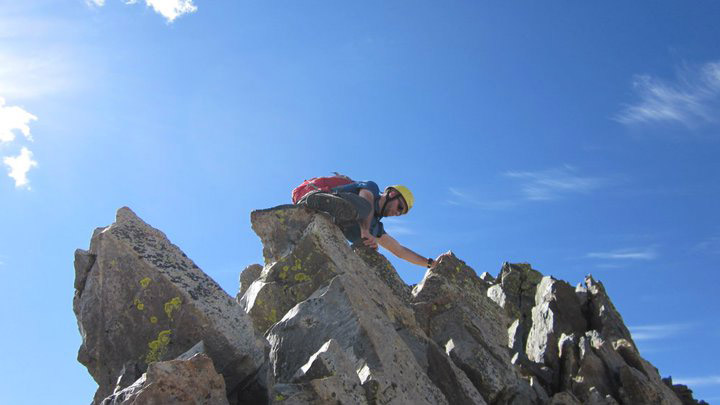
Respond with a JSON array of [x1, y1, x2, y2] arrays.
[[332, 180, 385, 237]]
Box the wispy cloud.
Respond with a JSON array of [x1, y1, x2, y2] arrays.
[[586, 247, 657, 261], [616, 60, 720, 128], [693, 236, 720, 255], [3, 147, 38, 189], [91, 0, 197, 22], [504, 165, 608, 201], [0, 47, 77, 100], [382, 218, 416, 236], [629, 323, 693, 341], [445, 187, 518, 210], [673, 376, 720, 387]]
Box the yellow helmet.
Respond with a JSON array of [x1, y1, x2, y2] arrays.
[[387, 185, 414, 213]]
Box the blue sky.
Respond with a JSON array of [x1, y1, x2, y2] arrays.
[[1, 1, 719, 403]]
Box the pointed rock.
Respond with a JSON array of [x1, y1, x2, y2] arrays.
[[413, 253, 537, 404], [267, 275, 452, 404], [488, 262, 545, 356], [584, 276, 635, 346], [526, 277, 587, 371], [237, 263, 263, 300], [100, 353, 228, 405], [240, 207, 355, 334], [73, 207, 266, 403]]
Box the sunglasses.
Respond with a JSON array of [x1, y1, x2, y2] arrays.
[[396, 199, 407, 214]]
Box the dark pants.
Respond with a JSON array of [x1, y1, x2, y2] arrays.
[[335, 192, 372, 244], [299, 191, 372, 244]]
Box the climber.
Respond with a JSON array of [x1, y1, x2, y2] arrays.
[[293, 176, 436, 268]]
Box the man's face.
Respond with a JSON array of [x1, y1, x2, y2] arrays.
[[385, 190, 407, 216]]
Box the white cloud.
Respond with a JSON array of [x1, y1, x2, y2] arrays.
[[673, 376, 720, 387], [504, 165, 607, 201], [616, 61, 720, 128], [86, 0, 105, 6], [123, 0, 197, 22], [0, 97, 37, 143], [586, 247, 657, 261], [629, 323, 692, 341], [693, 236, 720, 255], [3, 147, 37, 188]]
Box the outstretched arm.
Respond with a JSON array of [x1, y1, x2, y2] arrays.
[[377, 233, 432, 267]]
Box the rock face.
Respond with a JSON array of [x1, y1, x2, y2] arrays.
[[101, 353, 228, 405], [73, 206, 705, 404], [73, 207, 266, 404]]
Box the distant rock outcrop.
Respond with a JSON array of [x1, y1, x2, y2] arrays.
[[73, 206, 707, 404]]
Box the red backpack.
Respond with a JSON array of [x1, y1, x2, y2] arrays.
[[292, 175, 355, 204]]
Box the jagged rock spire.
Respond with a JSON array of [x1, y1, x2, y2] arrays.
[[73, 206, 706, 404]]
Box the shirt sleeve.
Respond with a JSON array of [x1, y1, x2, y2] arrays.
[[355, 181, 380, 198]]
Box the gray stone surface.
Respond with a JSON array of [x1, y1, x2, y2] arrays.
[[74, 205, 703, 405], [548, 391, 582, 405], [239, 206, 353, 334], [489, 262, 545, 356], [256, 206, 485, 404], [237, 263, 263, 300], [585, 276, 635, 346], [101, 353, 228, 405], [352, 244, 412, 304], [267, 275, 452, 404], [412, 252, 537, 404], [74, 207, 266, 403], [526, 277, 587, 370]]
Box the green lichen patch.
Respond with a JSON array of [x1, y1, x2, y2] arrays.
[[164, 297, 182, 320], [145, 329, 172, 364]]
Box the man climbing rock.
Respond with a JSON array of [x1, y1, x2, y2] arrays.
[[294, 175, 436, 268]]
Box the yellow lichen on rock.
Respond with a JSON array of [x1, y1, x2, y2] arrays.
[[140, 277, 151, 288], [133, 298, 145, 311], [164, 297, 182, 320], [145, 329, 172, 364]]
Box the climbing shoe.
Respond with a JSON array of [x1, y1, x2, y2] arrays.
[[302, 192, 358, 223]]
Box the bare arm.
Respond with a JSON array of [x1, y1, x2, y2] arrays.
[[377, 233, 430, 267], [358, 189, 377, 248]]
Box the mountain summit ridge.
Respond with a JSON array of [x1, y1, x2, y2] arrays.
[[73, 206, 706, 404]]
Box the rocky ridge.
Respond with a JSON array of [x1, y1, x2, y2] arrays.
[[73, 206, 707, 404]]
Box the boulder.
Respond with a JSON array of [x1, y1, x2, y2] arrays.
[[584, 276, 635, 347], [100, 353, 228, 405], [413, 253, 537, 404], [548, 391, 582, 405], [73, 207, 266, 403], [352, 244, 412, 304], [525, 277, 587, 375], [267, 275, 452, 404], [73, 206, 702, 405], [237, 263, 263, 300], [256, 206, 485, 404], [239, 206, 353, 334], [488, 262, 544, 355]]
